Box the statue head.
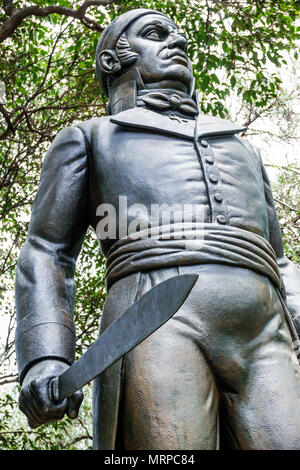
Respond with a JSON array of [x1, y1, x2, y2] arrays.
[[95, 9, 194, 114]]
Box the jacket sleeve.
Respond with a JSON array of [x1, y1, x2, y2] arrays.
[[259, 154, 300, 332], [15, 126, 90, 383]]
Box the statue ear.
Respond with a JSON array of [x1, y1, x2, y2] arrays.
[[98, 49, 121, 75]]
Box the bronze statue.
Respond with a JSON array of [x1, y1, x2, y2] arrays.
[[15, 8, 300, 449]]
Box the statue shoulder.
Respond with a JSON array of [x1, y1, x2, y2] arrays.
[[235, 134, 262, 163], [75, 115, 111, 141], [41, 116, 110, 175]]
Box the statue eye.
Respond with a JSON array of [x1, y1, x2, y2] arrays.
[[145, 29, 162, 40]]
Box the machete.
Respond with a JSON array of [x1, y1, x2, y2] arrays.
[[50, 273, 197, 402]]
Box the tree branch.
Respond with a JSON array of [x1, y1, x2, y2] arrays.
[[273, 197, 298, 213], [265, 163, 300, 177], [0, 374, 18, 386], [3, 0, 15, 16], [56, 434, 92, 449], [0, 0, 116, 43], [0, 104, 15, 134]]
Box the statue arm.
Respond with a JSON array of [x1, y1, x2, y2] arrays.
[[260, 155, 300, 332], [15, 125, 90, 384]]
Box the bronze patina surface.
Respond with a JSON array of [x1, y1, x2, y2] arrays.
[[16, 8, 300, 449]]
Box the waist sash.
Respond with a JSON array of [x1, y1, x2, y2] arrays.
[[105, 223, 281, 289]]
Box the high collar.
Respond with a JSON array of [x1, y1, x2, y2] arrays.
[[107, 67, 198, 118], [110, 107, 246, 141]]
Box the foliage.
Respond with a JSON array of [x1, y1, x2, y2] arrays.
[[0, 384, 93, 449], [0, 0, 299, 450], [272, 164, 300, 264]]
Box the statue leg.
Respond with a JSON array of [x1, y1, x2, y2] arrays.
[[117, 311, 220, 450], [95, 265, 300, 449], [219, 290, 300, 449], [176, 264, 300, 450]]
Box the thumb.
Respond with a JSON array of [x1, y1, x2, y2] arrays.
[[66, 390, 84, 419]]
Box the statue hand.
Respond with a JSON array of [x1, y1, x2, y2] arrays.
[[18, 359, 83, 429]]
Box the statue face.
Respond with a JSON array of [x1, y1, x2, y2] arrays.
[[125, 13, 194, 91]]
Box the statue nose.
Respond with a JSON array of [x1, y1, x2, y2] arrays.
[[168, 33, 188, 52]]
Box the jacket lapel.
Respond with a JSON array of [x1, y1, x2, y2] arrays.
[[110, 108, 246, 140]]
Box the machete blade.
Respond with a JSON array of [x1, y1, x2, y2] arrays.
[[51, 273, 197, 402]]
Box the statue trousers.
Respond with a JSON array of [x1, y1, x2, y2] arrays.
[[93, 264, 300, 450]]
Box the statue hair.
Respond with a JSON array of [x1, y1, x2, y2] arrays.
[[105, 33, 139, 94], [115, 33, 139, 66]]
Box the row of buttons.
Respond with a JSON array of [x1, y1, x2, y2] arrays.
[[199, 139, 228, 225]]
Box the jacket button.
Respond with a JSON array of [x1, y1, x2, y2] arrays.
[[209, 174, 218, 183], [200, 139, 208, 147], [214, 193, 223, 202], [217, 215, 227, 224], [205, 155, 214, 164]]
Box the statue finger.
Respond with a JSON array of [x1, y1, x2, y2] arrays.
[[19, 388, 41, 425], [30, 377, 53, 406], [21, 379, 67, 425], [19, 385, 40, 417], [31, 377, 68, 416], [66, 390, 84, 419]]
